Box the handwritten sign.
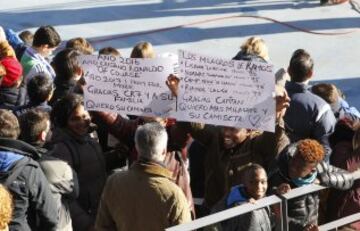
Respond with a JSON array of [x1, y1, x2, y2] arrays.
[[79, 55, 176, 117], [175, 50, 276, 132]]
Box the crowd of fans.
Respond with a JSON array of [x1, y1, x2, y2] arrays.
[[0, 24, 359, 231]]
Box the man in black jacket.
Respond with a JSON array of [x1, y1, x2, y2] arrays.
[[0, 109, 58, 231], [269, 139, 354, 231], [18, 109, 79, 230]]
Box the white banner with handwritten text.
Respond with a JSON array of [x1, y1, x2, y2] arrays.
[[79, 55, 177, 117], [175, 50, 276, 132]]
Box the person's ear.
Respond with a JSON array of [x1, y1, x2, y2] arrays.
[[160, 118, 168, 127], [15, 77, 22, 89], [38, 130, 47, 142], [306, 70, 313, 80], [75, 67, 83, 76], [162, 148, 167, 157], [47, 88, 54, 101], [42, 44, 49, 50]]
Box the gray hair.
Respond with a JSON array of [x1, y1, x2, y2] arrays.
[[135, 122, 168, 162]]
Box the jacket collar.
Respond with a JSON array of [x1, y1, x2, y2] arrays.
[[0, 151, 24, 171], [226, 185, 248, 207], [0, 138, 41, 160], [133, 161, 173, 180], [285, 81, 311, 94], [51, 127, 90, 144]]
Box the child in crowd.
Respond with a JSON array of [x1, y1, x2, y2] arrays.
[[13, 75, 53, 117], [99, 46, 121, 56], [210, 164, 272, 231], [18, 30, 33, 46], [312, 83, 360, 122], [20, 25, 61, 81], [66, 37, 94, 55], [130, 41, 155, 58]]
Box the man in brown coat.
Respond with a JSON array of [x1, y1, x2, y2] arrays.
[[95, 122, 191, 231]]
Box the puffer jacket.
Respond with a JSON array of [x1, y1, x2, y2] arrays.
[[38, 147, 79, 231], [0, 86, 21, 107], [0, 138, 58, 231], [51, 128, 106, 231], [209, 185, 271, 231], [268, 143, 354, 231]]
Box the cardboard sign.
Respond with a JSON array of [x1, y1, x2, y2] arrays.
[[79, 55, 176, 117], [175, 50, 276, 132]]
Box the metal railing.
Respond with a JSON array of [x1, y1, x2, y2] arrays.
[[319, 212, 360, 231], [166, 183, 360, 231], [277, 184, 326, 231], [166, 195, 282, 231]]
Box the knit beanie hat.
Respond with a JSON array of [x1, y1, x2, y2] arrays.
[[0, 56, 23, 87]]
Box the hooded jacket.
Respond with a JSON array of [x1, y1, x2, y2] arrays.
[[0, 138, 58, 231], [35, 146, 79, 231], [210, 185, 271, 231]]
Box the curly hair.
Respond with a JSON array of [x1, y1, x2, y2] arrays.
[[0, 185, 13, 229], [297, 139, 325, 162]]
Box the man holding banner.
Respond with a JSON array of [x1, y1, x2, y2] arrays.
[[79, 51, 290, 212], [167, 75, 290, 210]]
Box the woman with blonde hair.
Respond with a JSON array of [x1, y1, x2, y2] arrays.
[[0, 184, 13, 231], [130, 41, 155, 58], [233, 36, 269, 62]]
